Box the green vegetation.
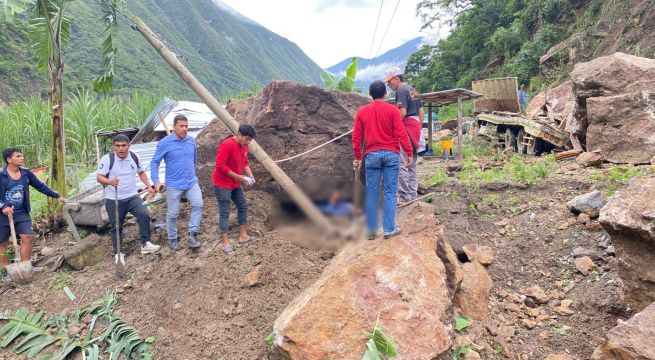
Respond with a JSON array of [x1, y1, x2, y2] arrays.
[[362, 315, 397, 360], [589, 164, 653, 196], [459, 154, 557, 192], [407, 0, 616, 93], [454, 315, 470, 332], [321, 57, 359, 93], [0, 0, 322, 103], [265, 332, 274, 351], [0, 89, 160, 168], [425, 166, 449, 186], [47, 272, 72, 293], [0, 291, 154, 359]]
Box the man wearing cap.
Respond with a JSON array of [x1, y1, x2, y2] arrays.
[[384, 66, 424, 203]]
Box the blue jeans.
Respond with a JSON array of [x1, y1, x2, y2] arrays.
[[166, 182, 203, 240], [214, 186, 248, 233], [364, 150, 400, 234]]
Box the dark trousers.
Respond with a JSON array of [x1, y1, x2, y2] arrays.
[[105, 195, 151, 254], [214, 186, 248, 233]]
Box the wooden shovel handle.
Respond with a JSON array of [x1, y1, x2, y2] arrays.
[[7, 213, 20, 261]]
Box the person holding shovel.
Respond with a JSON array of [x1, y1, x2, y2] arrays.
[[0, 148, 65, 283], [97, 135, 160, 266], [212, 124, 257, 254]]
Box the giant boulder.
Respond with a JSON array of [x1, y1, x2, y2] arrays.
[[599, 177, 655, 310], [195, 80, 370, 202], [586, 91, 655, 164], [571, 52, 655, 148], [592, 301, 655, 359], [272, 202, 454, 359]]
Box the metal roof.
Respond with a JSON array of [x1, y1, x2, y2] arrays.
[[420, 88, 484, 106], [78, 99, 215, 192]]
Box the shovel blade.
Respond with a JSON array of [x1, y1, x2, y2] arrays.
[[6, 261, 33, 284]]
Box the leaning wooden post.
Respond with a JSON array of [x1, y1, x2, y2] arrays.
[[427, 103, 433, 153], [132, 17, 335, 234], [457, 95, 463, 160]]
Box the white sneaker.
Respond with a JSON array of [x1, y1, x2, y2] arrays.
[[114, 253, 126, 266], [141, 241, 161, 254]]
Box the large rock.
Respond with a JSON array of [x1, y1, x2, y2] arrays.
[[592, 301, 655, 359], [575, 151, 603, 167], [571, 53, 655, 148], [567, 190, 607, 218], [272, 202, 454, 359], [195, 80, 370, 202], [64, 234, 108, 270], [600, 177, 655, 310], [586, 91, 655, 164], [453, 261, 492, 321]]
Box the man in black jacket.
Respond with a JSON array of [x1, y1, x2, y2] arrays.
[[0, 148, 65, 281]]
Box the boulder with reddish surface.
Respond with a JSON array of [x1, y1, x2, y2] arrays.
[[600, 177, 655, 310], [586, 91, 655, 164], [195, 80, 370, 202], [567, 190, 606, 218], [576, 151, 603, 167], [592, 301, 655, 359], [272, 202, 454, 360], [571, 52, 655, 150], [453, 261, 493, 321]]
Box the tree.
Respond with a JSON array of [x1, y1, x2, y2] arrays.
[[320, 57, 359, 93], [416, 0, 476, 31], [0, 0, 122, 199]]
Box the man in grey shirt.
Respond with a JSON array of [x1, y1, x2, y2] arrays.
[[97, 135, 160, 265], [385, 66, 424, 203]]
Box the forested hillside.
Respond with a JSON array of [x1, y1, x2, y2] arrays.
[[406, 0, 655, 94], [0, 0, 322, 104]]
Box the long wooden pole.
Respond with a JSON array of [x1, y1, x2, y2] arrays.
[[457, 95, 463, 160], [132, 17, 335, 234], [427, 103, 433, 153]]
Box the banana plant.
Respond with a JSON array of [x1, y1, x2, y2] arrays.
[[0, 0, 125, 199], [321, 57, 358, 93]]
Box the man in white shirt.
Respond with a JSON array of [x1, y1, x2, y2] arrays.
[[96, 135, 160, 265]]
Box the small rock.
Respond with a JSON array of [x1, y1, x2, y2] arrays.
[[530, 213, 536, 221], [462, 244, 495, 266], [538, 330, 552, 340], [605, 246, 615, 256], [575, 151, 603, 167], [546, 354, 578, 360], [597, 235, 611, 249], [574, 256, 596, 276], [172, 302, 182, 310], [497, 325, 516, 339], [522, 319, 537, 329], [462, 349, 481, 360], [571, 247, 594, 259], [241, 265, 262, 288], [454, 262, 493, 320], [555, 299, 575, 316], [40, 247, 55, 257], [523, 297, 537, 308], [586, 221, 604, 231], [566, 190, 607, 218], [577, 213, 591, 224], [524, 286, 548, 304]]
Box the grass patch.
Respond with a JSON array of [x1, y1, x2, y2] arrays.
[[589, 164, 653, 196], [47, 272, 72, 294], [425, 166, 450, 186], [459, 154, 557, 192]]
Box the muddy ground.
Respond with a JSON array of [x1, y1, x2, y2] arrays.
[[0, 155, 636, 360]]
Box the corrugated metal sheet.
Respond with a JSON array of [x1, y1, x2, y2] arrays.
[[78, 99, 215, 192]]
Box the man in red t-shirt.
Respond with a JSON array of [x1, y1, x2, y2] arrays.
[[353, 80, 413, 240], [211, 124, 257, 254]]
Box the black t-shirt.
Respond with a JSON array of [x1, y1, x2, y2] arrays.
[[5, 177, 29, 222], [395, 84, 422, 117]]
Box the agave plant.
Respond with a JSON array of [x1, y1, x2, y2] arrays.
[[321, 57, 358, 93]]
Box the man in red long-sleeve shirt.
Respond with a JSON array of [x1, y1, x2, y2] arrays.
[[352, 80, 413, 240], [212, 124, 257, 254]]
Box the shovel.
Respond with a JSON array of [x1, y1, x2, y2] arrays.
[[6, 213, 34, 284], [114, 186, 126, 280]]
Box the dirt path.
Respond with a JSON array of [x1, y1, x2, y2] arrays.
[[1, 157, 633, 360]]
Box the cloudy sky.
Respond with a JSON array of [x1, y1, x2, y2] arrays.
[[219, 0, 428, 68]]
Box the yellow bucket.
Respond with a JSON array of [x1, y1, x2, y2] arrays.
[[440, 139, 454, 150]]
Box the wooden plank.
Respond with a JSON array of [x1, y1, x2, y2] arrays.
[[555, 149, 583, 161]]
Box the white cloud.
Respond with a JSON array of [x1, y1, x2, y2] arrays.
[[218, 0, 426, 68]]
